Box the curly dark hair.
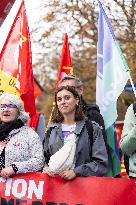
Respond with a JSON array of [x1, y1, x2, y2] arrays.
[[51, 85, 85, 123]]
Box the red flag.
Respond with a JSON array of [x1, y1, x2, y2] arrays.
[[16, 1, 36, 117], [34, 79, 43, 98], [0, 0, 36, 118], [0, 0, 22, 95], [48, 33, 73, 125], [57, 33, 73, 87]]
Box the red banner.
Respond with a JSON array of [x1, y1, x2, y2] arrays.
[[0, 172, 136, 205]]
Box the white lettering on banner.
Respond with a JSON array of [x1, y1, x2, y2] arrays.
[[5, 178, 12, 196], [4, 178, 44, 200], [27, 180, 44, 200], [12, 179, 27, 198]]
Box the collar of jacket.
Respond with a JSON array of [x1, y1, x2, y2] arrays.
[[9, 126, 26, 135], [48, 120, 86, 136]]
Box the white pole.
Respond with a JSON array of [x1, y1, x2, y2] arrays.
[[128, 72, 136, 98]]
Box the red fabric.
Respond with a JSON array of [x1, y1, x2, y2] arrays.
[[0, 172, 136, 204], [16, 1, 36, 117], [29, 112, 40, 129], [0, 0, 36, 119], [116, 122, 124, 147], [0, 2, 22, 77], [57, 33, 73, 87], [34, 81, 42, 97], [116, 122, 128, 177]]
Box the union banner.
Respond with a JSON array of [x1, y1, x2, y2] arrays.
[[0, 172, 136, 205]]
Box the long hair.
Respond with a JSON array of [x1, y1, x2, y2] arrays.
[[51, 86, 85, 123]]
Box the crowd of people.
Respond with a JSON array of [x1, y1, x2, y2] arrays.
[[0, 75, 134, 180]]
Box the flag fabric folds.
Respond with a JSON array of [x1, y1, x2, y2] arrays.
[[16, 1, 36, 117], [33, 78, 43, 98], [0, 0, 22, 96], [96, 0, 130, 176], [0, 0, 36, 119], [57, 33, 73, 87]]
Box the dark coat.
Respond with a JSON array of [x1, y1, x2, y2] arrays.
[[81, 97, 107, 145]]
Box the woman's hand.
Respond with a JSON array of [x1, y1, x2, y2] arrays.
[[42, 166, 55, 177], [59, 169, 76, 180], [0, 166, 15, 178]]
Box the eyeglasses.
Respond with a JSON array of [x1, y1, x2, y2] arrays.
[[0, 104, 17, 109]]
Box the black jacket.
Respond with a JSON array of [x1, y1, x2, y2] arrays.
[[81, 97, 107, 145], [81, 97, 105, 129]]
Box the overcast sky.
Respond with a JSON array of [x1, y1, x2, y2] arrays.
[[25, 0, 42, 31], [24, 0, 116, 31]]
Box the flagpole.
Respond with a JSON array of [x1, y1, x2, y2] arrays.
[[128, 72, 136, 98], [46, 102, 55, 131]]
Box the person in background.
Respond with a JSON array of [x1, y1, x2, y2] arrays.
[[30, 112, 46, 143], [43, 86, 108, 180], [0, 92, 44, 178], [36, 113, 46, 142], [120, 104, 136, 178]]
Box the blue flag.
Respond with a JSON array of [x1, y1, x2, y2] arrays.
[[96, 0, 129, 176]]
